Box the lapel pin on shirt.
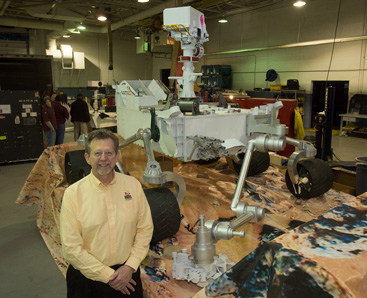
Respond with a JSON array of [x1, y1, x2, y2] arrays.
[[124, 192, 132, 200]]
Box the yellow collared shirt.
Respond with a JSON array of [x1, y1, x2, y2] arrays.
[[60, 171, 153, 283]]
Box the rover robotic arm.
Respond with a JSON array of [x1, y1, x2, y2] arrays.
[[119, 126, 186, 207]]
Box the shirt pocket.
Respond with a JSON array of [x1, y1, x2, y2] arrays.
[[120, 200, 138, 223]]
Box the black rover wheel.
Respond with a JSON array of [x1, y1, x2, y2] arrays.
[[285, 158, 333, 199], [65, 150, 91, 185], [144, 188, 181, 243], [231, 151, 270, 176], [78, 166, 92, 180]]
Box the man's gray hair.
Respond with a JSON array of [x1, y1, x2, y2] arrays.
[[85, 129, 119, 155]]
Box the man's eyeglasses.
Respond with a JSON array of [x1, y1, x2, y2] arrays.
[[92, 151, 115, 157]]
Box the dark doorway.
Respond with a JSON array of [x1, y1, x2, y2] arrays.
[[311, 81, 349, 128], [160, 69, 170, 88]]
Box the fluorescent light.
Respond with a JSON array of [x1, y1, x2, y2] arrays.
[[97, 15, 107, 21], [218, 15, 228, 23], [138, 0, 149, 2], [77, 24, 86, 30], [293, 1, 306, 7], [134, 26, 141, 39], [63, 34, 70, 38]]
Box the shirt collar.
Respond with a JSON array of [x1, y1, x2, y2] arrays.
[[89, 170, 117, 188]]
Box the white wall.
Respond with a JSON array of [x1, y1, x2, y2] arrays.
[[151, 54, 172, 82], [29, 30, 152, 88], [198, 0, 367, 94]]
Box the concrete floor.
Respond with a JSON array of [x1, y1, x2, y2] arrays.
[[0, 131, 75, 297], [0, 130, 366, 297], [331, 134, 367, 161]]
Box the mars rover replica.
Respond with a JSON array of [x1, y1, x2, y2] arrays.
[[65, 6, 333, 286], [109, 6, 334, 286]]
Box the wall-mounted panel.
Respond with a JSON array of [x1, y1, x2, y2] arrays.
[[0, 90, 44, 163]]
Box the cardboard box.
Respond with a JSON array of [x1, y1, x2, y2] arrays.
[[269, 152, 288, 173], [332, 167, 356, 195]]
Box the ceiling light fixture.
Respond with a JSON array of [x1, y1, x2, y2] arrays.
[[63, 34, 70, 38], [293, 1, 306, 7], [218, 15, 228, 23], [97, 15, 107, 21], [134, 26, 141, 39], [77, 23, 86, 30], [97, 13, 108, 21], [138, 0, 149, 3]]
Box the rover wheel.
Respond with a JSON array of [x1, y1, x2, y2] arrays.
[[285, 158, 333, 199], [78, 166, 91, 180], [230, 151, 270, 176], [144, 187, 181, 243], [65, 150, 90, 185]]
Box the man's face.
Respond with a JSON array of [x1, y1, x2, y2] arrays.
[[45, 99, 52, 108], [84, 138, 120, 179]]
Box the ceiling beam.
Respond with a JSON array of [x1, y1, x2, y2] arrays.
[[0, 0, 10, 16]]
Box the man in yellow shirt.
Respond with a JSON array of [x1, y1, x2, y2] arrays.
[[60, 129, 153, 297]]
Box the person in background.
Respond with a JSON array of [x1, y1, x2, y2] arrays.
[[198, 84, 206, 103], [54, 95, 70, 145], [70, 93, 91, 141], [60, 129, 153, 298], [50, 92, 57, 104], [42, 96, 57, 147]]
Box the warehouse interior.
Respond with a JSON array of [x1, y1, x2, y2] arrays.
[[1, 0, 367, 297]]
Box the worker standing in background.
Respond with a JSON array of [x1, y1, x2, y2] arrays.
[[42, 96, 57, 147], [198, 84, 205, 103], [60, 129, 153, 297], [50, 92, 57, 104], [70, 93, 90, 141], [53, 95, 70, 145]]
